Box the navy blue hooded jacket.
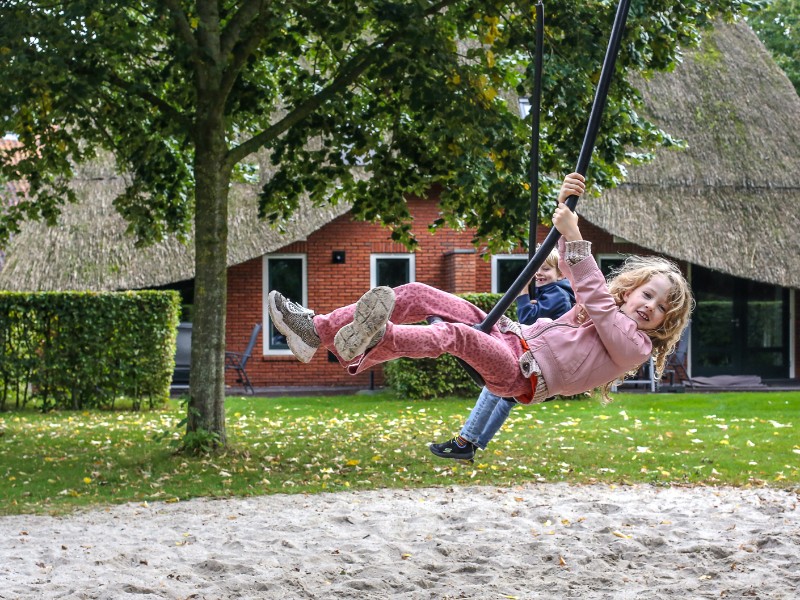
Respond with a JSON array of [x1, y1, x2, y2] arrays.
[[515, 279, 575, 326]]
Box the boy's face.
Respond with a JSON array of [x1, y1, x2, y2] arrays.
[[534, 263, 560, 287], [620, 274, 671, 331]]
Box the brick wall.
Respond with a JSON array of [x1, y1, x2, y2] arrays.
[[443, 249, 477, 293]]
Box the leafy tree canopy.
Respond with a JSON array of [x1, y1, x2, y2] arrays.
[[747, 0, 800, 95], [1, 0, 750, 254]]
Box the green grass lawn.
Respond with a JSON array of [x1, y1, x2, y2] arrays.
[[1, 391, 798, 515]]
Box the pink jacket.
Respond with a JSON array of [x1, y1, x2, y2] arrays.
[[521, 238, 652, 396]]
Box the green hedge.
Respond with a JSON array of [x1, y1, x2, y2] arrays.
[[0, 291, 181, 411], [384, 293, 518, 399]]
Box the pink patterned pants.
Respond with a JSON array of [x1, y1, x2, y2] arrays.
[[313, 283, 530, 398]]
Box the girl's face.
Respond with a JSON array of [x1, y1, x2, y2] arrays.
[[534, 263, 560, 287], [620, 274, 672, 331]]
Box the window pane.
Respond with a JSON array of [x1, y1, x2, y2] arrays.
[[598, 257, 624, 278], [496, 258, 527, 293], [376, 258, 410, 288], [267, 257, 303, 352], [694, 269, 735, 369], [746, 283, 783, 349]]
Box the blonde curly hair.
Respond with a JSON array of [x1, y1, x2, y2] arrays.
[[601, 255, 694, 401]]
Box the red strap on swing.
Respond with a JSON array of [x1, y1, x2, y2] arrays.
[[514, 337, 538, 405]]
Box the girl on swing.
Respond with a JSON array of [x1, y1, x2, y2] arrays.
[[268, 173, 693, 408]]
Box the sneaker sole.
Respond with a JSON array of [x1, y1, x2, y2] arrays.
[[268, 291, 317, 363], [334, 287, 395, 362], [428, 444, 475, 461]]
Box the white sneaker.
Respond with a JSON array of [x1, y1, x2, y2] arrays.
[[334, 287, 395, 361], [268, 291, 320, 363]]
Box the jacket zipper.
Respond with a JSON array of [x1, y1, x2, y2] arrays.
[[522, 321, 579, 343]]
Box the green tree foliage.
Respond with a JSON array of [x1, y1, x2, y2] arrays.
[[748, 0, 800, 95], [0, 1, 748, 446]]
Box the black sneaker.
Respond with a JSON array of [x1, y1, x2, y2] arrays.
[[429, 437, 475, 460]]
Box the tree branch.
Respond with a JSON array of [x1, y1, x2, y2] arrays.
[[220, 0, 266, 59], [161, 0, 198, 53], [217, 9, 275, 109], [225, 37, 391, 167], [195, 0, 221, 67], [226, 0, 460, 167], [102, 71, 190, 129]]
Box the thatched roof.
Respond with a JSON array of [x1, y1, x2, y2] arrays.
[[0, 149, 351, 291], [579, 21, 800, 289]]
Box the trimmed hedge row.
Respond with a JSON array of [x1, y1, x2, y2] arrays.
[[0, 291, 181, 411], [383, 293, 518, 399]]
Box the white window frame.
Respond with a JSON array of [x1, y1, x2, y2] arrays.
[[370, 253, 416, 288], [518, 98, 531, 119], [491, 254, 528, 294], [262, 253, 307, 357]]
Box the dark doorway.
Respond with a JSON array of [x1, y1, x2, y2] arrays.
[[150, 278, 195, 322], [692, 265, 789, 378]]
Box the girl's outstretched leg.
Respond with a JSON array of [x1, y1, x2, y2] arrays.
[[355, 320, 529, 399], [389, 282, 488, 325], [270, 283, 487, 365], [313, 282, 488, 363]]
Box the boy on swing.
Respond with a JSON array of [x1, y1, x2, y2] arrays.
[[429, 245, 575, 461]]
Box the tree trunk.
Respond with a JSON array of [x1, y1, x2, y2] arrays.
[[187, 110, 230, 447]]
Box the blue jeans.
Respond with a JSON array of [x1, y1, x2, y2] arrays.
[[460, 386, 516, 449]]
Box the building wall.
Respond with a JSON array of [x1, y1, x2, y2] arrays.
[[225, 201, 798, 389]]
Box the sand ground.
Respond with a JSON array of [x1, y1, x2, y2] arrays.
[[1, 483, 798, 599]]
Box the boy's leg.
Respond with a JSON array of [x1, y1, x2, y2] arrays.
[[429, 435, 475, 460], [429, 386, 498, 461], [476, 398, 516, 449], [460, 387, 503, 449]]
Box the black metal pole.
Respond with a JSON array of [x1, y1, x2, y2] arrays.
[[527, 1, 544, 266], [477, 0, 632, 335]]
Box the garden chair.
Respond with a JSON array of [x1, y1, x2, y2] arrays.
[[612, 356, 658, 392], [225, 323, 262, 395], [663, 321, 692, 388], [171, 322, 192, 390]]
